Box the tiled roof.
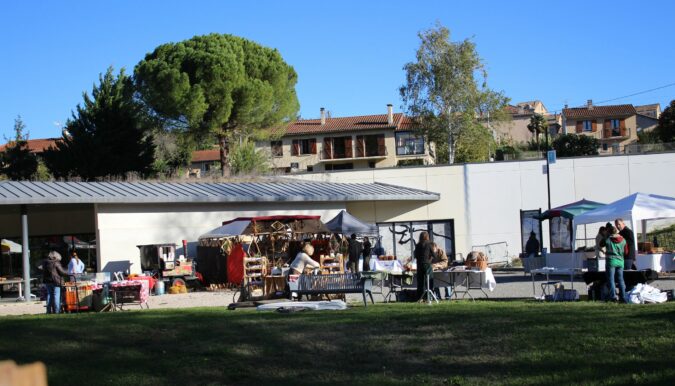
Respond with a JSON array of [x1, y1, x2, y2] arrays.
[[192, 149, 220, 162], [397, 116, 421, 131], [0, 138, 59, 153], [563, 104, 636, 119], [282, 113, 404, 136]]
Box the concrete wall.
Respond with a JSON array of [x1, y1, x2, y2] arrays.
[[292, 152, 675, 258], [95, 202, 345, 274]]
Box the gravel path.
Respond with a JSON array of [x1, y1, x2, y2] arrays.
[[2, 272, 673, 316]]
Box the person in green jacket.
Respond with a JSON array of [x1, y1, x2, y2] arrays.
[[605, 225, 628, 302]]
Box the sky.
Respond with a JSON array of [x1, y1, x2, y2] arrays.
[[1, 0, 674, 140]]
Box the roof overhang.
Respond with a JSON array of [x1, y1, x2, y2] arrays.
[[0, 180, 439, 205]]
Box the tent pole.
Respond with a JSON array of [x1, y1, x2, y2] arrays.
[[641, 219, 647, 244], [21, 205, 31, 302]]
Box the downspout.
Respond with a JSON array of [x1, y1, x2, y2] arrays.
[[463, 164, 473, 253]]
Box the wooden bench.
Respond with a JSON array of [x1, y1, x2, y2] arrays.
[[289, 273, 374, 307]]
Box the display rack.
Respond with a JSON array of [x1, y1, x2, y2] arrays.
[[244, 256, 268, 299], [320, 254, 344, 275]]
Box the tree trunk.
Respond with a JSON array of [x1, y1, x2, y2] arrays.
[[447, 132, 455, 164], [218, 135, 229, 177]]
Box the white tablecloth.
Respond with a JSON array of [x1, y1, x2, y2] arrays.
[[369, 259, 405, 273], [636, 253, 674, 272]]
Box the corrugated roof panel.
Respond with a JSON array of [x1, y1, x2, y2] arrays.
[[0, 180, 439, 205]]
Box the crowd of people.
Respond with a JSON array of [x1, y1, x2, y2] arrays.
[[594, 218, 636, 302]]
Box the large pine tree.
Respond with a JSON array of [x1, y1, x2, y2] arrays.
[[43, 68, 155, 180]]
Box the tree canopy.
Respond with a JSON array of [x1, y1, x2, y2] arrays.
[[0, 116, 38, 180], [400, 23, 509, 164], [551, 133, 599, 157], [42, 68, 156, 180], [134, 33, 299, 175], [655, 100, 675, 143]]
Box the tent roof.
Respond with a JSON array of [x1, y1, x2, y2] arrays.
[[1, 239, 21, 254], [200, 216, 330, 239], [324, 210, 378, 236], [540, 199, 605, 220], [573, 193, 675, 226]]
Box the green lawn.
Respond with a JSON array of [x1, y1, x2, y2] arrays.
[[1, 301, 674, 386]]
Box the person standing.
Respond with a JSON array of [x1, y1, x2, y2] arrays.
[[605, 226, 627, 302], [41, 251, 67, 314], [347, 234, 362, 273], [431, 243, 451, 299], [362, 236, 372, 271], [595, 226, 607, 260], [525, 232, 540, 258], [615, 219, 635, 270], [67, 252, 85, 281], [414, 231, 433, 301]]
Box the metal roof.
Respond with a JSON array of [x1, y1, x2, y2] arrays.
[[0, 180, 439, 205]]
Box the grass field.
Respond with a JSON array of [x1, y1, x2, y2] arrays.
[[1, 301, 674, 386]]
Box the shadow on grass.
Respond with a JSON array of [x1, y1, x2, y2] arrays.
[[1, 302, 674, 385]]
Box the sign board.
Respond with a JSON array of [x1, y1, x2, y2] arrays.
[[547, 150, 557, 164]]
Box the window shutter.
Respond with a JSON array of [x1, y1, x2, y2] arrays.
[[356, 136, 364, 157], [575, 121, 583, 133], [310, 138, 317, 154], [620, 118, 627, 137], [344, 136, 353, 158], [591, 121, 597, 132], [323, 137, 332, 159], [291, 140, 299, 156], [377, 134, 386, 156]]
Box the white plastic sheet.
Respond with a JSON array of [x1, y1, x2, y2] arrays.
[[256, 300, 348, 311], [626, 283, 668, 304]]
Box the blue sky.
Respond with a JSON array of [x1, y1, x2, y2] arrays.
[[1, 0, 674, 140]]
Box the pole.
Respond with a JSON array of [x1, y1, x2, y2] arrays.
[[447, 106, 452, 165], [546, 156, 551, 211], [21, 205, 31, 302]]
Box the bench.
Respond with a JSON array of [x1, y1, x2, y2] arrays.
[[289, 273, 374, 307]]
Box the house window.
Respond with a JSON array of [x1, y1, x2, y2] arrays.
[[583, 120, 593, 132], [300, 139, 312, 154], [306, 166, 313, 172], [376, 220, 455, 260], [611, 119, 621, 137], [291, 138, 316, 156], [270, 141, 283, 157], [395, 132, 425, 155]]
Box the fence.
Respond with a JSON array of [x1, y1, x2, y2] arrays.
[[470, 241, 511, 267], [624, 142, 675, 155]]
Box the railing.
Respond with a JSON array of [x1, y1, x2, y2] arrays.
[[470, 241, 511, 267], [320, 147, 388, 160], [624, 142, 675, 155]]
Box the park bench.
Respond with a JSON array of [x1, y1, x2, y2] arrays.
[[289, 273, 374, 307]]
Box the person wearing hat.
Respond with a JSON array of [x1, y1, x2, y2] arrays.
[[605, 225, 628, 302], [41, 251, 67, 314]]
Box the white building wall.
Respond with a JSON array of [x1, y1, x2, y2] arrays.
[[292, 152, 675, 258], [95, 202, 345, 274]]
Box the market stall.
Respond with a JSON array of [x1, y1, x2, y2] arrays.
[[572, 192, 675, 272], [537, 199, 606, 270], [198, 215, 334, 301]]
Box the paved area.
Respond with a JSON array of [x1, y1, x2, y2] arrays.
[[2, 272, 673, 316]]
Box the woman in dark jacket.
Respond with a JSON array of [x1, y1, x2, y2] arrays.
[[414, 231, 433, 301], [41, 251, 67, 314]]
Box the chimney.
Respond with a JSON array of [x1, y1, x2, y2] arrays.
[[320, 107, 326, 125], [387, 104, 393, 125], [587, 99, 593, 110]]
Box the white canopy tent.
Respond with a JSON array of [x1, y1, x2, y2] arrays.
[[572, 193, 675, 264]]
